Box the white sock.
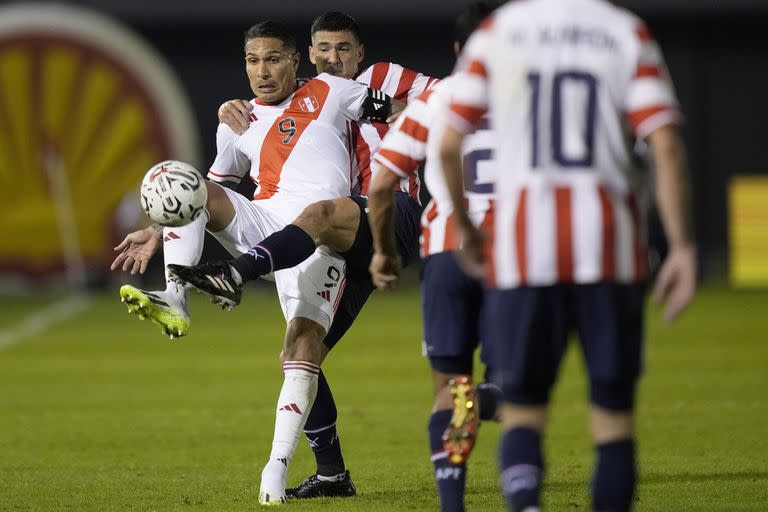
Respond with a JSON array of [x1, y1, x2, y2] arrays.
[[260, 361, 320, 497], [161, 211, 209, 304]]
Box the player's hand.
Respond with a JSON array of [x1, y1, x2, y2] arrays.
[[369, 252, 403, 291], [652, 244, 697, 323], [456, 222, 485, 279], [218, 99, 253, 135], [386, 99, 407, 124], [110, 225, 163, 275]]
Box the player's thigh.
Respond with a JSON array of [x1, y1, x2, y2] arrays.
[[421, 252, 483, 376], [486, 285, 570, 406], [338, 196, 372, 278], [574, 282, 645, 410], [322, 275, 374, 351], [207, 188, 283, 256], [274, 247, 347, 334]]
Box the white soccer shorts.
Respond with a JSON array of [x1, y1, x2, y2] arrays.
[[209, 186, 346, 332]]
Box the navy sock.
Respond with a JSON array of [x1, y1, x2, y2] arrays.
[[429, 409, 466, 512], [592, 439, 636, 512], [230, 224, 316, 281], [478, 381, 502, 421], [303, 371, 345, 477], [499, 427, 543, 511]]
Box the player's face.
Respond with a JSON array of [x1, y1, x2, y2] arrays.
[[309, 30, 364, 79], [244, 37, 300, 104]]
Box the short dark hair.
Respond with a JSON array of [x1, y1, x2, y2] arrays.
[[454, 1, 503, 50], [310, 12, 362, 43], [244, 21, 297, 52]]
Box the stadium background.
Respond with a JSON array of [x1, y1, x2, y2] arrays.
[[1, 1, 766, 511]]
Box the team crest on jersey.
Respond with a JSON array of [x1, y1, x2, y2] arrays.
[[299, 96, 319, 113]]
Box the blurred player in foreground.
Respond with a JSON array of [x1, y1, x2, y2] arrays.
[[366, 3, 503, 511], [111, 21, 396, 505], [440, 1, 697, 510], [207, 12, 436, 500]]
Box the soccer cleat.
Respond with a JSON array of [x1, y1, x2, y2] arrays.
[[443, 376, 479, 464], [259, 458, 288, 506], [119, 285, 189, 339], [258, 492, 287, 506], [167, 262, 242, 309], [285, 470, 357, 499]]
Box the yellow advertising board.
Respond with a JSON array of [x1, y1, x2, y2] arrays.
[[729, 176, 768, 287], [0, 5, 199, 280]]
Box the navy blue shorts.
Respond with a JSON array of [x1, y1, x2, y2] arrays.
[[323, 193, 422, 349], [341, 193, 421, 279], [421, 252, 490, 375], [486, 283, 645, 410]]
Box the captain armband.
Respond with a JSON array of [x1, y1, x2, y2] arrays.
[[361, 88, 392, 122]]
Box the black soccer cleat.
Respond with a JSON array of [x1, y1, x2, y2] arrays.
[[285, 470, 357, 499], [167, 262, 242, 309]]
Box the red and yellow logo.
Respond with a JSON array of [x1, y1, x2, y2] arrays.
[[0, 5, 199, 279]]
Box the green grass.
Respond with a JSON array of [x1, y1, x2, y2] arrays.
[[0, 286, 766, 511]]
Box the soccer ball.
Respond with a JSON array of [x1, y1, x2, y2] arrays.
[[140, 160, 207, 227]]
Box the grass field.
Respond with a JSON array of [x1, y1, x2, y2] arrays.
[[0, 285, 766, 511]]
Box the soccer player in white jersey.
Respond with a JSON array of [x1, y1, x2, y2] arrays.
[[367, 5, 503, 511], [110, 21, 396, 505], [206, 12, 436, 500], [440, 1, 697, 510]]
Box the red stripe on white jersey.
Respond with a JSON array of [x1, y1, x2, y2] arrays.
[[597, 185, 616, 280], [636, 64, 662, 79], [636, 24, 652, 42], [369, 62, 390, 90], [514, 188, 528, 285], [377, 148, 421, 177], [394, 68, 418, 102], [554, 187, 574, 282], [255, 80, 330, 199], [399, 117, 429, 143], [467, 60, 488, 78], [350, 122, 373, 194]]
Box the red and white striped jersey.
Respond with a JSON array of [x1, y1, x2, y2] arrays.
[[373, 76, 495, 258], [208, 73, 369, 224], [351, 62, 439, 201], [448, 0, 682, 288]]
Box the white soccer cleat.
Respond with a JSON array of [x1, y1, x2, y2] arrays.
[[259, 458, 289, 506]]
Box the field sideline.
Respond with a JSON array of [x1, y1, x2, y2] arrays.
[[0, 285, 766, 511]]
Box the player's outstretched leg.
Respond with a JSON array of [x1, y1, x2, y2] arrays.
[[443, 376, 480, 464], [167, 261, 243, 309], [119, 285, 190, 339]]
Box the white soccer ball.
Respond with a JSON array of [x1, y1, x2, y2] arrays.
[[140, 160, 207, 227]]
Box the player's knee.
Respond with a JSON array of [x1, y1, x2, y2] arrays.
[[283, 318, 326, 363], [589, 379, 637, 411], [296, 200, 336, 237]]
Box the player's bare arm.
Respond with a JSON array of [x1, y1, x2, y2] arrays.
[[367, 166, 403, 290], [439, 124, 484, 279], [648, 124, 697, 322], [218, 99, 253, 135], [110, 223, 163, 275]]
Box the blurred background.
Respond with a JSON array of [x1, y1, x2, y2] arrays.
[[0, 0, 767, 290]]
